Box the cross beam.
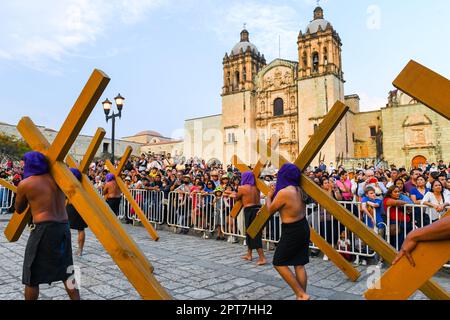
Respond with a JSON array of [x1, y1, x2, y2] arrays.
[[229, 136, 280, 219], [235, 157, 360, 282], [105, 147, 160, 241], [247, 101, 450, 300], [11, 69, 170, 299], [364, 61, 450, 300], [247, 101, 349, 236], [2, 128, 106, 242]]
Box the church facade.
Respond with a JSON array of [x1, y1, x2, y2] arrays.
[[184, 6, 450, 169]]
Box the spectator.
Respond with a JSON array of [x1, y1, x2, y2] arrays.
[[357, 170, 387, 199], [404, 169, 421, 194], [383, 185, 412, 249], [421, 180, 450, 226]]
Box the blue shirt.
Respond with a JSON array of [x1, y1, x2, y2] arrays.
[[362, 197, 384, 229], [409, 187, 430, 201]]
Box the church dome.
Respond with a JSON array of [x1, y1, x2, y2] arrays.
[[230, 29, 260, 56], [135, 130, 163, 137], [305, 6, 332, 34]]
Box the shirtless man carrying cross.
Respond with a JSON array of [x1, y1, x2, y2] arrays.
[[15, 152, 80, 300], [234, 172, 267, 266], [265, 163, 311, 300]]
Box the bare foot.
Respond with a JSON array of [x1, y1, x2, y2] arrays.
[[76, 249, 83, 257], [256, 258, 267, 266], [242, 255, 252, 261], [297, 294, 310, 300]]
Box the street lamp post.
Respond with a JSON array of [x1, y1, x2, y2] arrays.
[[102, 94, 125, 162]]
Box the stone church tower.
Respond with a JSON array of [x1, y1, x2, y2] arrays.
[[221, 6, 356, 166], [297, 6, 352, 166], [222, 29, 266, 165]]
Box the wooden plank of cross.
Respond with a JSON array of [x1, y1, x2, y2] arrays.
[[2, 128, 106, 242], [11, 69, 170, 299], [364, 60, 450, 300], [234, 153, 361, 282], [105, 147, 160, 241], [229, 136, 280, 219], [247, 101, 450, 300]]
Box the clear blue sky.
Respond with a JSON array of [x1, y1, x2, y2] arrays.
[[1, 0, 449, 140]]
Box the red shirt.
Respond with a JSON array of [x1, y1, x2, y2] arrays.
[[383, 197, 410, 223]]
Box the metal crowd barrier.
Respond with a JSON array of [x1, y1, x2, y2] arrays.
[[167, 191, 216, 233], [119, 189, 165, 224], [0, 186, 14, 214]]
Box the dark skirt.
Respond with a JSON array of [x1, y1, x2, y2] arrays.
[[107, 197, 121, 216], [273, 218, 310, 267], [244, 205, 263, 250], [67, 204, 87, 231], [23, 221, 74, 286]]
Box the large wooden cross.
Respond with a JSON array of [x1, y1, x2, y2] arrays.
[[6, 70, 170, 299], [365, 60, 450, 300], [246, 100, 450, 300], [229, 136, 280, 219], [233, 147, 361, 281], [1, 128, 106, 242], [104, 147, 159, 241]]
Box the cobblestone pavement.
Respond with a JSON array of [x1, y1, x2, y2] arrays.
[[0, 217, 449, 300]]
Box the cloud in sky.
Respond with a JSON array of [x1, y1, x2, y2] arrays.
[[210, 1, 303, 61], [0, 0, 167, 73], [358, 92, 387, 111]]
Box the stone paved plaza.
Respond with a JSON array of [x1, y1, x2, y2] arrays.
[[0, 217, 449, 300]]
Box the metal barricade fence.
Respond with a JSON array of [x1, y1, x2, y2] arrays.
[[307, 201, 378, 259], [0, 186, 14, 214], [167, 191, 216, 233], [219, 197, 246, 240], [119, 189, 165, 224], [386, 204, 450, 268]]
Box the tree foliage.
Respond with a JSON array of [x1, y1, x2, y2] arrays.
[[0, 132, 32, 160]]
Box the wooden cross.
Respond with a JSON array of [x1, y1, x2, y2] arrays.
[[1, 128, 106, 242], [246, 100, 450, 300], [234, 152, 361, 282], [365, 60, 450, 300], [229, 136, 280, 219], [233, 102, 359, 281], [7, 70, 170, 300], [104, 147, 160, 241]]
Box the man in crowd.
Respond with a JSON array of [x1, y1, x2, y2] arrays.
[[404, 169, 421, 194]]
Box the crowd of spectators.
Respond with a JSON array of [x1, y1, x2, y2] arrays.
[[2, 154, 450, 261]]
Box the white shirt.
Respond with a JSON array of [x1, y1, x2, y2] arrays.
[[421, 192, 450, 221]]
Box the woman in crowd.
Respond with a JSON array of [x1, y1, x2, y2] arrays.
[[421, 180, 450, 226], [383, 185, 412, 249], [409, 175, 430, 227], [318, 177, 342, 258]]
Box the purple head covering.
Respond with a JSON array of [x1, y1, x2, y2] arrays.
[[106, 173, 115, 182], [274, 163, 301, 197], [23, 151, 49, 179], [70, 168, 82, 182], [241, 172, 256, 186]]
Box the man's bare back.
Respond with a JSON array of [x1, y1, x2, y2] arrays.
[[15, 174, 68, 224], [103, 181, 122, 199], [236, 185, 260, 208], [269, 186, 306, 224]]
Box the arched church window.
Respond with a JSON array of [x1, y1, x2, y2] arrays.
[[312, 52, 319, 73], [243, 67, 247, 81], [302, 52, 307, 68], [274, 98, 284, 117], [234, 71, 240, 89]]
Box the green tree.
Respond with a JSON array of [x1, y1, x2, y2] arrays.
[[0, 132, 31, 160]]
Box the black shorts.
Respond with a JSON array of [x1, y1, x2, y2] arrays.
[[273, 218, 310, 267], [67, 204, 87, 231], [23, 221, 74, 286], [106, 198, 121, 216]]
